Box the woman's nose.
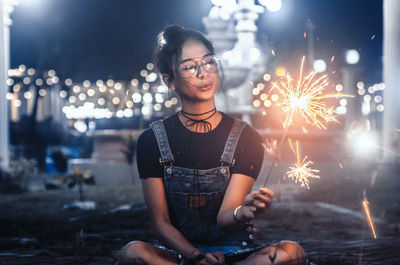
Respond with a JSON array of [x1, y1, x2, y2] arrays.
[[196, 64, 206, 78]]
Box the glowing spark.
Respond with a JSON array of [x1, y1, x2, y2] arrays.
[[339, 163, 343, 169], [287, 139, 320, 189], [271, 50, 276, 56], [304, 32, 307, 38], [302, 127, 308, 133], [330, 56, 335, 62], [371, 34, 375, 40], [362, 199, 377, 239], [270, 56, 354, 129]]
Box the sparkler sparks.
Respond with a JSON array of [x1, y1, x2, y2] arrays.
[[362, 199, 377, 239], [287, 139, 320, 189], [270, 56, 353, 129]]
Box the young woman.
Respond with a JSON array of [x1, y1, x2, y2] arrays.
[[118, 25, 307, 265]]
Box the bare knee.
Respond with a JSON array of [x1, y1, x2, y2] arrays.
[[274, 241, 307, 265], [118, 241, 150, 265]]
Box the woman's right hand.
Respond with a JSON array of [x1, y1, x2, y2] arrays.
[[191, 251, 225, 265]]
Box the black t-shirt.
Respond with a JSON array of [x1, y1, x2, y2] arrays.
[[136, 112, 264, 180]]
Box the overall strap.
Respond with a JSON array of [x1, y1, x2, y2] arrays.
[[220, 119, 247, 166], [150, 120, 174, 166]]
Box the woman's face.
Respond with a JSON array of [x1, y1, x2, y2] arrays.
[[171, 39, 219, 103]]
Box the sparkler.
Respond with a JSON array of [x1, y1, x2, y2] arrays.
[[362, 199, 377, 239], [269, 56, 353, 130], [287, 139, 320, 189]]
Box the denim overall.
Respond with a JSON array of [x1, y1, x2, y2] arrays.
[[150, 119, 264, 263]]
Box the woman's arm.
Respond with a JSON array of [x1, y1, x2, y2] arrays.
[[141, 177, 198, 259], [217, 173, 274, 229]]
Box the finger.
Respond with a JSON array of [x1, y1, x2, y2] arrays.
[[260, 187, 275, 198], [205, 253, 221, 265], [215, 252, 226, 264]]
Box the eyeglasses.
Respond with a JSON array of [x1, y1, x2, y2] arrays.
[[178, 54, 219, 79]]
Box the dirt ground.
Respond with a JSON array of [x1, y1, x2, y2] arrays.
[[1, 160, 400, 265]]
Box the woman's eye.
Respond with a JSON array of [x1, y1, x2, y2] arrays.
[[182, 65, 196, 71]]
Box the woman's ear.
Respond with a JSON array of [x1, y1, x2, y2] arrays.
[[162, 74, 176, 91]]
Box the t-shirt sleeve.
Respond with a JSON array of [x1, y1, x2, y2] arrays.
[[136, 128, 164, 178], [231, 124, 264, 180]]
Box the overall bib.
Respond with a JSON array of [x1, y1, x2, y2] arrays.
[[150, 119, 264, 263]]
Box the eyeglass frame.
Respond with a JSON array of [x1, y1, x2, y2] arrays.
[[177, 53, 220, 79]]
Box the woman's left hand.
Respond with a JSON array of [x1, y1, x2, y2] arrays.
[[240, 187, 274, 220]]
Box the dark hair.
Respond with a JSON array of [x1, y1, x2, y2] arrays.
[[153, 25, 215, 82]]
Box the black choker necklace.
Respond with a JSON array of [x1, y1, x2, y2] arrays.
[[180, 108, 217, 133]]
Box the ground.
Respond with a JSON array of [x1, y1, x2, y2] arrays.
[[0, 160, 399, 265]]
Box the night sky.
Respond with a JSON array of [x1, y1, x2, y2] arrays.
[[10, 0, 383, 83]]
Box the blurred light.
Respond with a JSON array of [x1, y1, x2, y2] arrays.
[[340, 99, 347, 106], [260, 0, 282, 12], [46, 78, 53, 86], [87, 88, 96, 97], [132, 92, 142, 103], [157, 85, 167, 93], [73, 85, 81, 93], [22, 77, 31, 85], [24, 91, 32, 99], [14, 99, 22, 108], [6, 79, 14, 86], [154, 103, 162, 111], [368, 86, 375, 94], [74, 120, 87, 133], [165, 100, 172, 108], [51, 76, 59, 84], [250, 48, 261, 62], [98, 98, 106, 105], [99, 85, 107, 93], [65, 78, 73, 86], [106, 79, 114, 87], [252, 100, 261, 107], [146, 63, 154, 70], [13, 84, 21, 92], [264, 100, 272, 107], [256, 83, 265, 90], [271, 94, 279, 102], [252, 88, 260, 96], [376, 104, 384, 112], [126, 100, 134, 108], [27, 68, 35, 76], [18, 64, 26, 72], [116, 110, 124, 118], [358, 88, 366, 96], [142, 83, 150, 90], [345, 49, 360, 64], [171, 97, 179, 105], [79, 93, 87, 101], [260, 93, 268, 100], [263, 74, 271, 81], [142, 105, 152, 115], [140, 69, 148, 77], [131, 79, 139, 86], [336, 105, 347, 115], [349, 131, 377, 158], [364, 94, 371, 102], [6, 93, 13, 100], [362, 101, 370, 115], [59, 90, 67, 98], [335, 84, 344, 92], [38, 88, 46, 96], [48, 70, 56, 77], [114, 82, 122, 90], [69, 96, 76, 103], [313, 59, 327, 73], [123, 108, 134, 118], [7, 69, 15, 76], [155, 93, 164, 103], [83, 80, 91, 87], [105, 111, 113, 119], [357, 81, 365, 89], [35, 78, 43, 86], [96, 80, 104, 87], [276, 67, 286, 76], [146, 72, 158, 82], [374, 95, 382, 103], [112, 97, 121, 105], [379, 83, 385, 90], [143, 92, 153, 103]]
